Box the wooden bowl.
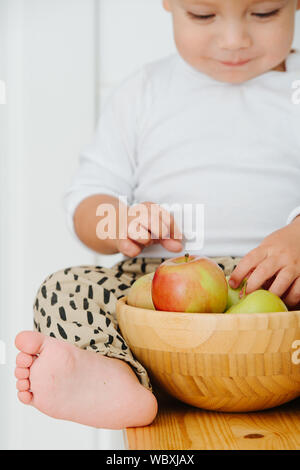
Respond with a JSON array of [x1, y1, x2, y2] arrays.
[[116, 296, 300, 412]]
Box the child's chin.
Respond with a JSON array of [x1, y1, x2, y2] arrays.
[[209, 70, 259, 85]]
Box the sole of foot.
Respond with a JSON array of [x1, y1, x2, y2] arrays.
[[15, 331, 158, 429]]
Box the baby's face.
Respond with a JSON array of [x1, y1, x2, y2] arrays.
[[164, 0, 300, 83]]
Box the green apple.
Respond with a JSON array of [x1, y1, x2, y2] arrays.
[[127, 272, 155, 310], [225, 289, 288, 314], [226, 275, 247, 310]]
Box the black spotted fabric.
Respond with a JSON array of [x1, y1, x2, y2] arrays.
[[33, 256, 241, 391]]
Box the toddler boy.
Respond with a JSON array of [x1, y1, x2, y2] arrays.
[[15, 0, 300, 429]]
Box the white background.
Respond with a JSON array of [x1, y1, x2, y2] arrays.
[[0, 0, 299, 450], [0, 0, 174, 450]]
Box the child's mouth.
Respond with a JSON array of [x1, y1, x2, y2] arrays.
[[220, 59, 251, 67]]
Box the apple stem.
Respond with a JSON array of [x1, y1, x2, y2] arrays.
[[184, 253, 189, 263], [240, 281, 247, 300]]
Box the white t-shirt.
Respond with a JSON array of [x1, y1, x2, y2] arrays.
[[64, 50, 300, 260]]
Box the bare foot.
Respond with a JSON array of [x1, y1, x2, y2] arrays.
[[15, 331, 158, 429]]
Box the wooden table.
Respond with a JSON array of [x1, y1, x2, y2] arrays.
[[125, 393, 300, 450]]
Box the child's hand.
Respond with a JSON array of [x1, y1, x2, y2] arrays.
[[229, 216, 300, 309], [116, 201, 183, 258]]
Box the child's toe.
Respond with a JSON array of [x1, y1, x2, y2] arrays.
[[15, 331, 45, 355], [15, 367, 30, 379], [16, 352, 33, 368], [17, 391, 33, 405], [16, 379, 30, 392]]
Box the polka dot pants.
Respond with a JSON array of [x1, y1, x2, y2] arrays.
[[33, 256, 242, 391]]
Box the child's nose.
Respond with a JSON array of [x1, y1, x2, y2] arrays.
[[218, 22, 252, 51]]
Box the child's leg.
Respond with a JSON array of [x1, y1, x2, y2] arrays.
[[33, 262, 157, 390], [14, 255, 241, 428], [14, 261, 163, 429], [209, 256, 242, 277]]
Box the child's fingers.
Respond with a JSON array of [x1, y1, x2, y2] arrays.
[[127, 219, 152, 245], [128, 202, 174, 241], [261, 275, 276, 291], [148, 205, 170, 240], [229, 248, 265, 288], [160, 238, 184, 253], [159, 205, 183, 242], [124, 202, 183, 254], [118, 233, 182, 257], [135, 202, 171, 240], [169, 214, 183, 242], [268, 267, 297, 298], [127, 203, 161, 243], [282, 276, 300, 308], [244, 258, 280, 294], [148, 205, 183, 251], [117, 238, 143, 257]]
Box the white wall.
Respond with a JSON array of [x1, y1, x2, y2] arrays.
[[0, 0, 174, 450], [0, 0, 299, 450], [0, 0, 100, 450]]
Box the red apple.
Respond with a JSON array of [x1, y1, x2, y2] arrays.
[[152, 254, 228, 313]]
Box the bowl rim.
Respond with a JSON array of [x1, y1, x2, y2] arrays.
[[117, 296, 300, 319]]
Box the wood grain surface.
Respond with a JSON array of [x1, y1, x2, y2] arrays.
[[125, 395, 300, 450]]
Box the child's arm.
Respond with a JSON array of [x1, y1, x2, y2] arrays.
[[73, 193, 122, 255], [229, 215, 300, 309], [73, 194, 183, 257]]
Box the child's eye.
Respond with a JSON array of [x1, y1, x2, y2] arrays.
[[188, 9, 280, 21], [188, 13, 215, 21], [252, 9, 280, 18]]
